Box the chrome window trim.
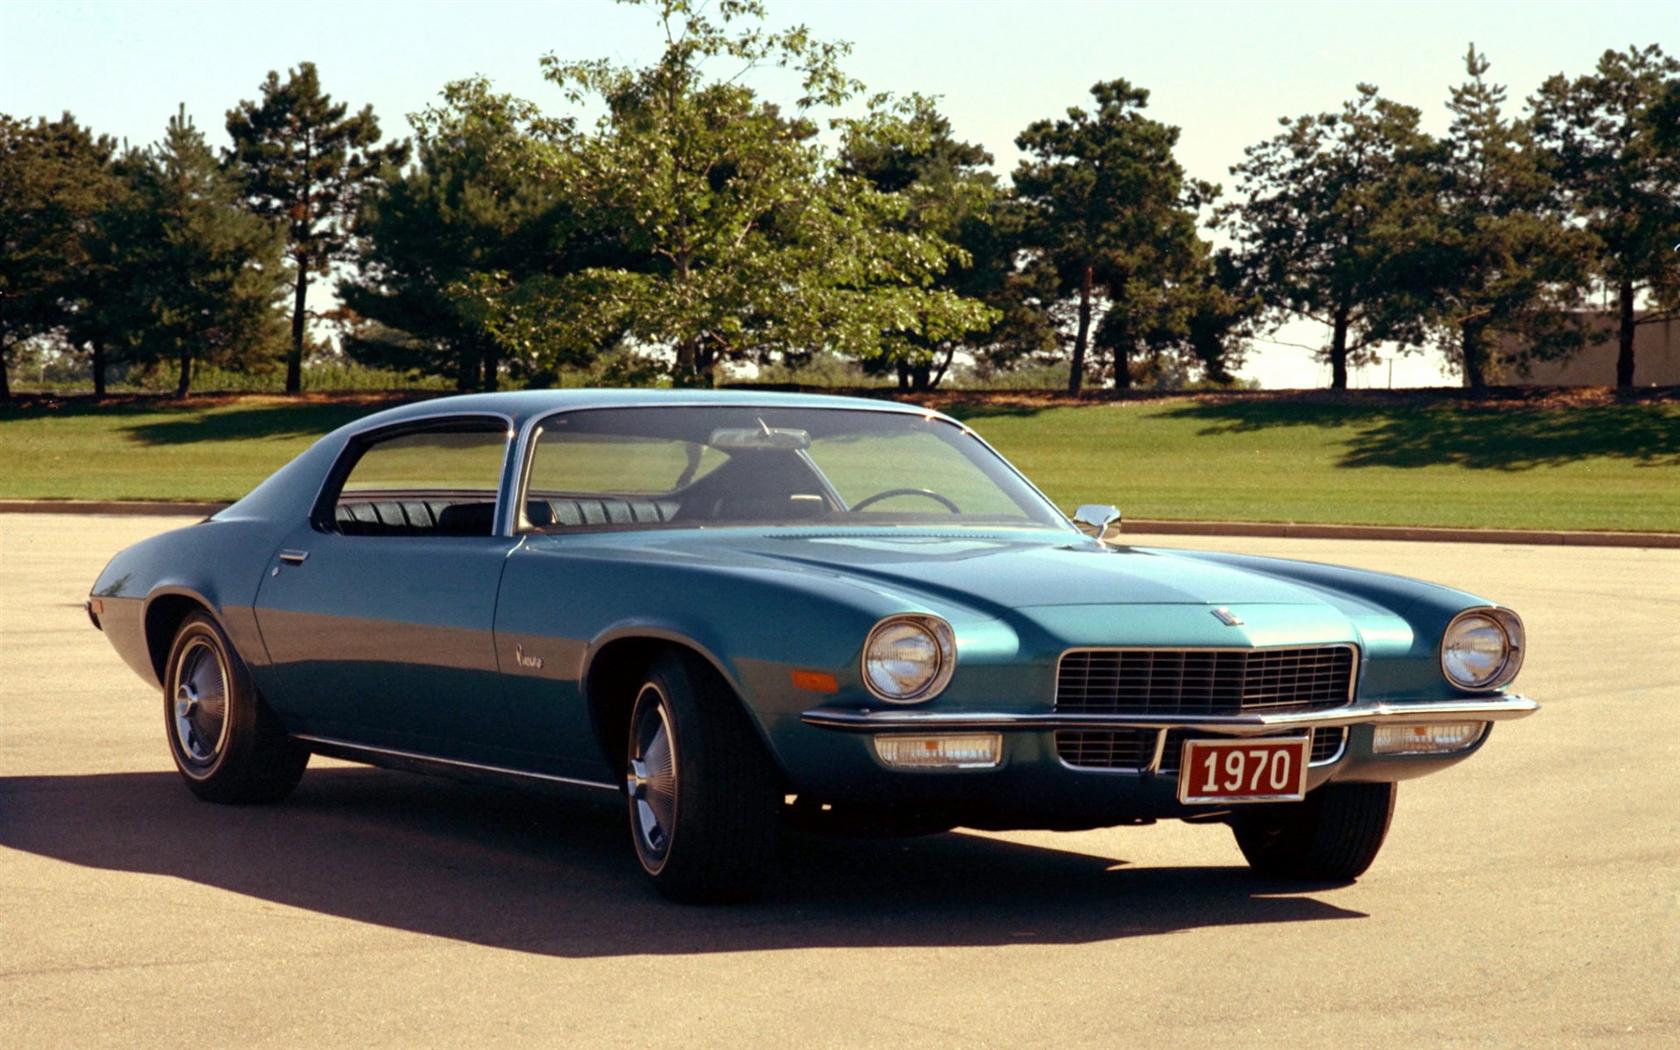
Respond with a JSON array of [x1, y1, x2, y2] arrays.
[[1054, 642, 1363, 711], [505, 402, 1080, 538], [305, 409, 519, 537]]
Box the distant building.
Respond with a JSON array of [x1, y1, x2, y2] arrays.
[[1507, 311, 1680, 386]]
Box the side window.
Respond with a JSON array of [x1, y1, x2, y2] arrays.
[[521, 426, 724, 530], [328, 422, 509, 537]]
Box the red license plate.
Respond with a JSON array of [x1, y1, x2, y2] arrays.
[[1177, 736, 1311, 804]]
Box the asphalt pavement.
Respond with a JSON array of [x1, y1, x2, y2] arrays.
[[2, 513, 1676, 1048]]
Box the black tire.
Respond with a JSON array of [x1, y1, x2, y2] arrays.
[[163, 612, 308, 804], [1231, 782, 1397, 882], [624, 651, 781, 903]]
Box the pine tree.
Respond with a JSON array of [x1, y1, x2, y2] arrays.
[[1531, 45, 1680, 388], [1224, 86, 1442, 389], [0, 113, 116, 399], [226, 63, 407, 392], [126, 106, 288, 396], [1430, 47, 1592, 389], [338, 78, 594, 392], [1012, 80, 1209, 393]]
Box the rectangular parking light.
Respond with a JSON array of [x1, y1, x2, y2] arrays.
[[1373, 722, 1487, 755], [874, 733, 1002, 770]]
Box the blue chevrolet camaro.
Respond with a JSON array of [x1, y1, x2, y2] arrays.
[[89, 390, 1537, 901]]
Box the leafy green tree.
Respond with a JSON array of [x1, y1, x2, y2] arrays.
[[837, 94, 1014, 390], [1012, 80, 1211, 393], [123, 107, 289, 396], [226, 62, 408, 392], [339, 78, 599, 391], [0, 113, 116, 399], [1147, 247, 1258, 387], [1428, 47, 1592, 390], [63, 157, 134, 396], [1531, 44, 1680, 388], [1225, 85, 1442, 389], [537, 0, 992, 387]]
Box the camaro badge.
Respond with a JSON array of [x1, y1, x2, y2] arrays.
[[1211, 607, 1244, 626], [515, 644, 544, 670]]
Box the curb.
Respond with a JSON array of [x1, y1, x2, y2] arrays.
[[0, 499, 225, 517], [0, 500, 1674, 549]]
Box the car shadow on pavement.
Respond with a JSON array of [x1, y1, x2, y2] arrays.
[[0, 767, 1365, 956]]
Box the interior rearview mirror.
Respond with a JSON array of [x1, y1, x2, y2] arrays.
[[709, 426, 811, 451]]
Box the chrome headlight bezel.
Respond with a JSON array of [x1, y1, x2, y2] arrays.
[[861, 614, 956, 704], [1440, 607, 1525, 691]]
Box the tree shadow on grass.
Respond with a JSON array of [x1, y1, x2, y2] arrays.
[[1165, 399, 1680, 471], [0, 767, 1363, 958], [118, 402, 381, 445], [938, 399, 1052, 421], [0, 394, 416, 445]]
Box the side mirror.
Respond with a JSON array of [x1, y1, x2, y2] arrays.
[[1072, 504, 1122, 544]]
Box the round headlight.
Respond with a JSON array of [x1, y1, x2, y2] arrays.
[[862, 616, 956, 703], [1441, 610, 1521, 690]]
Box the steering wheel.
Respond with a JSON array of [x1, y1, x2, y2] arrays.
[[849, 487, 961, 514]]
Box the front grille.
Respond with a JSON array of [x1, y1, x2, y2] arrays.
[[1056, 646, 1356, 717], [1056, 726, 1348, 771], [1056, 729, 1158, 769], [1309, 726, 1347, 764]]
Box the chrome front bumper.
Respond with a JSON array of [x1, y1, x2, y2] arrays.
[[800, 693, 1540, 735]]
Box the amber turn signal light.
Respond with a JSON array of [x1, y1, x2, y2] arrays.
[[790, 669, 839, 694]]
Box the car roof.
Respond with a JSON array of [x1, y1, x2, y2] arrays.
[[343, 388, 953, 431]]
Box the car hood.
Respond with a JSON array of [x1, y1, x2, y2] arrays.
[[663, 530, 1339, 611]]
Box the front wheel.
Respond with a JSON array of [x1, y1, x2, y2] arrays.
[[1231, 782, 1396, 882], [164, 612, 308, 804], [625, 652, 780, 903]]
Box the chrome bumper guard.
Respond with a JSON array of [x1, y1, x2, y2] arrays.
[[801, 693, 1539, 735]]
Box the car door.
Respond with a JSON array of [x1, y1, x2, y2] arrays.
[[249, 416, 517, 755]]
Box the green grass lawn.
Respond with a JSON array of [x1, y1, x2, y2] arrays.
[[2, 392, 1676, 532]]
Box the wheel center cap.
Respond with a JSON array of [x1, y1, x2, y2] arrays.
[[175, 687, 198, 719], [626, 759, 649, 800]]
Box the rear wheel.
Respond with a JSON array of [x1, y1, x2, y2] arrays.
[[625, 652, 780, 902], [164, 613, 308, 803], [1231, 782, 1396, 881]]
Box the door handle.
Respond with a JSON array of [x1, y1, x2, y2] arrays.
[[278, 549, 309, 565]]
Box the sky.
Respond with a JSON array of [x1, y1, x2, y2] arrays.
[[3, 0, 1674, 388]]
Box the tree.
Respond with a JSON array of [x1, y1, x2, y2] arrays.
[[1428, 47, 1592, 390], [64, 155, 134, 397], [837, 94, 1011, 390], [123, 107, 289, 396], [1012, 80, 1210, 394], [0, 113, 116, 399], [1145, 247, 1259, 387], [339, 78, 601, 391], [1225, 85, 1442, 389], [536, 0, 992, 387], [226, 62, 408, 393], [1531, 44, 1680, 388]]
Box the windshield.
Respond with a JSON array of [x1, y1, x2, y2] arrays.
[[519, 406, 1068, 533]]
